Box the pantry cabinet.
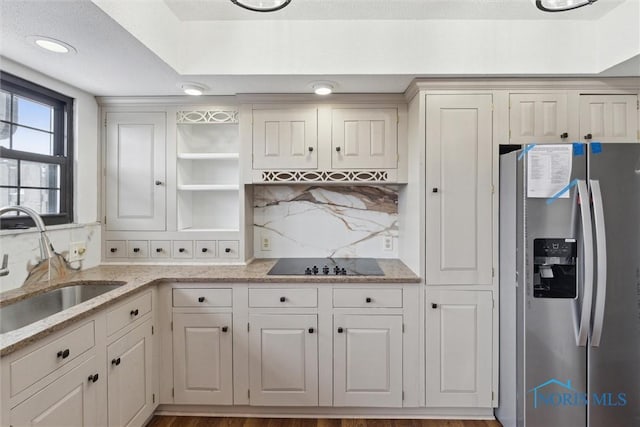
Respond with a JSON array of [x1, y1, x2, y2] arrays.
[[425, 290, 493, 408], [105, 112, 166, 231], [425, 94, 493, 286], [509, 93, 569, 144], [579, 94, 639, 142]]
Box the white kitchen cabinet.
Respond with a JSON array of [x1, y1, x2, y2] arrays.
[[252, 108, 318, 170], [425, 94, 493, 286], [331, 108, 398, 169], [248, 313, 318, 406], [9, 355, 101, 427], [105, 112, 166, 231], [509, 93, 569, 144], [425, 290, 493, 408], [579, 94, 639, 143], [172, 312, 233, 405], [107, 318, 154, 427], [333, 314, 403, 407]]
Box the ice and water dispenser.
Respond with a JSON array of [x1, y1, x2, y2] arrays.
[[533, 238, 578, 298]]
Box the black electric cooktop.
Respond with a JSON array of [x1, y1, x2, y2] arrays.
[[267, 258, 384, 276]]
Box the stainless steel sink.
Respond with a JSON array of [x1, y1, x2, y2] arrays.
[[0, 282, 125, 334]]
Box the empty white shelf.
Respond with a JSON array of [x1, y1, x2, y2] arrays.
[[177, 153, 239, 160], [177, 184, 240, 191]]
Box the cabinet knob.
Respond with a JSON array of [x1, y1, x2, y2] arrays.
[[560, 132, 568, 139], [110, 248, 117, 253], [280, 296, 286, 302], [133, 247, 140, 253], [431, 303, 438, 309], [365, 297, 372, 303], [201, 247, 208, 253], [335, 146, 341, 152], [155, 180, 163, 186], [584, 133, 593, 140], [88, 373, 99, 383], [198, 296, 205, 303], [111, 357, 121, 366], [222, 326, 229, 333], [308, 327, 315, 334], [156, 247, 163, 253], [308, 146, 314, 152], [337, 327, 344, 333], [57, 349, 70, 359], [179, 248, 185, 253], [225, 248, 231, 253], [432, 188, 438, 193], [130, 308, 139, 316]]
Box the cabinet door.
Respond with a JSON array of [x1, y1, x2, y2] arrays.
[[331, 108, 398, 169], [580, 95, 638, 143], [509, 93, 569, 143], [10, 356, 100, 427], [425, 94, 493, 285], [252, 109, 318, 169], [105, 112, 166, 231], [248, 314, 318, 406], [333, 314, 403, 407], [173, 312, 233, 405], [107, 319, 153, 427], [425, 290, 493, 407]]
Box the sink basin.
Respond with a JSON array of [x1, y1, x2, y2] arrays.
[[0, 282, 125, 334]]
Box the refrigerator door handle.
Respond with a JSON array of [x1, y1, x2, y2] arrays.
[[574, 180, 595, 347], [590, 179, 607, 347]]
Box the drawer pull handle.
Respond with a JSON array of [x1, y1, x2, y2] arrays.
[[280, 296, 286, 302], [336, 146, 341, 152], [88, 373, 99, 383], [156, 248, 163, 253], [130, 309, 139, 316], [337, 327, 344, 333], [112, 357, 121, 366], [308, 327, 315, 334], [584, 133, 593, 140], [222, 326, 229, 333], [110, 248, 117, 253], [308, 146, 314, 152], [57, 349, 70, 359], [365, 297, 372, 303], [133, 247, 140, 253], [155, 180, 164, 186], [201, 248, 208, 253], [432, 303, 438, 309], [179, 248, 185, 253], [225, 248, 231, 253], [432, 187, 438, 193], [560, 132, 568, 139], [198, 296, 205, 303]]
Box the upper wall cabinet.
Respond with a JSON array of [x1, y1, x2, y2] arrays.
[[105, 112, 166, 231], [579, 94, 639, 143], [509, 93, 569, 144], [425, 94, 493, 286]]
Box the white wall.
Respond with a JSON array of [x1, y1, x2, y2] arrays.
[[0, 58, 101, 291]]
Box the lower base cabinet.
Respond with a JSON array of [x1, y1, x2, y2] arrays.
[[172, 312, 233, 404], [248, 314, 318, 406], [333, 314, 403, 407], [107, 319, 154, 427], [10, 355, 100, 427], [425, 290, 493, 407]]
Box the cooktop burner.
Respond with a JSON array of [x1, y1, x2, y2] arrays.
[[267, 258, 384, 276]]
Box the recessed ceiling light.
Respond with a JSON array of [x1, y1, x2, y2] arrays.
[[230, 0, 292, 12], [181, 83, 205, 96], [535, 0, 598, 12], [27, 36, 76, 54], [312, 82, 334, 96]]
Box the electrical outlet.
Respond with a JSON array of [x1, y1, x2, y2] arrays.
[[383, 236, 393, 252], [69, 241, 86, 262], [261, 235, 271, 251]]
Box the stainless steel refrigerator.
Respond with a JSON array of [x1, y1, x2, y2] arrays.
[[497, 143, 640, 427]]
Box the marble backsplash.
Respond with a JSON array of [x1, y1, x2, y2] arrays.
[[253, 185, 398, 258], [0, 223, 101, 292]]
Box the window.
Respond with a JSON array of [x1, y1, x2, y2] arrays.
[[0, 72, 74, 229]]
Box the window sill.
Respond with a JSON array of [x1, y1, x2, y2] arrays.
[[0, 222, 100, 237]]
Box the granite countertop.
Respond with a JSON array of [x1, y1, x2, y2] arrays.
[[0, 259, 419, 356]]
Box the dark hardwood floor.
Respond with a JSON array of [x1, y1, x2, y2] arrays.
[[147, 416, 501, 427]]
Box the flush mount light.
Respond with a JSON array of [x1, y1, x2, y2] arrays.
[[312, 82, 334, 96], [230, 0, 291, 12], [181, 83, 205, 96], [536, 0, 598, 12], [27, 36, 76, 54]]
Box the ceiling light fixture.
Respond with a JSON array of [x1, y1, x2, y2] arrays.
[[312, 82, 334, 96], [535, 0, 598, 12], [230, 0, 292, 12], [181, 83, 205, 96], [27, 36, 76, 54]]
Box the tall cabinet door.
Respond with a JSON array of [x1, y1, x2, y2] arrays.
[[425, 94, 493, 285], [105, 112, 166, 231], [509, 93, 569, 144], [425, 290, 493, 408], [173, 312, 233, 405], [333, 314, 403, 407], [248, 314, 318, 406], [580, 94, 639, 143]]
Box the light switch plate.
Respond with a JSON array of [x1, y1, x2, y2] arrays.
[[69, 241, 86, 262]]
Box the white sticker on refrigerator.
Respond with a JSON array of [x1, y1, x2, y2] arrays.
[[527, 144, 573, 198]]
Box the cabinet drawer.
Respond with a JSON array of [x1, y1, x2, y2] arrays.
[[105, 240, 126, 258], [10, 321, 95, 397], [127, 240, 148, 258], [106, 291, 152, 336], [249, 288, 317, 308], [333, 288, 403, 308], [195, 240, 217, 258], [173, 288, 232, 307], [173, 240, 193, 258], [218, 240, 239, 259], [150, 240, 171, 258]]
